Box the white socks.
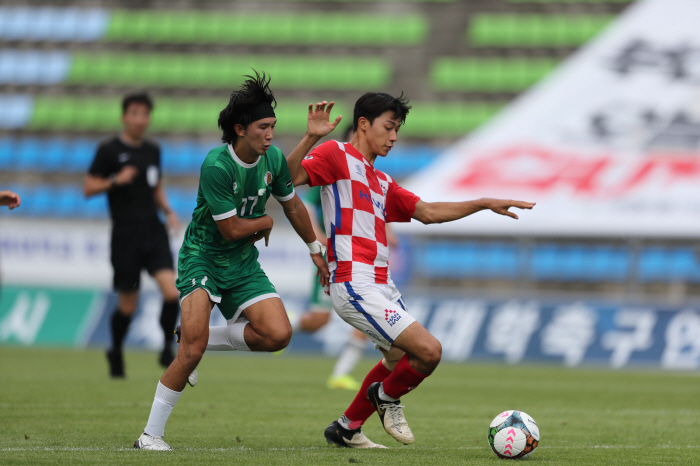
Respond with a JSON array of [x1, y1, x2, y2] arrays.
[[331, 335, 366, 378], [144, 382, 183, 437], [206, 322, 250, 351]]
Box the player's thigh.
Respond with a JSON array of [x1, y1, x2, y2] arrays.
[[330, 282, 415, 352], [240, 296, 291, 343], [179, 288, 214, 352], [391, 320, 442, 365]]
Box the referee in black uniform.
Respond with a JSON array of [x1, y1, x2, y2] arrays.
[[84, 93, 180, 378]]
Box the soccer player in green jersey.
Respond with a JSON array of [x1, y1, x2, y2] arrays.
[[135, 72, 342, 451]]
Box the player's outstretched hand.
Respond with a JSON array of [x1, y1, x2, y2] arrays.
[[306, 101, 342, 139], [0, 190, 21, 210], [483, 198, 536, 220], [248, 227, 272, 246], [311, 253, 330, 288]]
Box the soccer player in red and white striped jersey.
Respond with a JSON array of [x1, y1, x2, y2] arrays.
[[288, 93, 535, 448]]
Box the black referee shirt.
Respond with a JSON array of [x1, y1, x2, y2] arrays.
[[89, 137, 162, 227]]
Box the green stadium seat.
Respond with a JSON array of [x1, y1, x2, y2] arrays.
[[67, 53, 390, 90], [26, 96, 500, 137], [105, 10, 427, 46], [431, 57, 559, 91], [469, 14, 614, 47]]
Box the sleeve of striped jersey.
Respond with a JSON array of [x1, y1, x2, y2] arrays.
[[270, 148, 296, 202], [200, 165, 238, 221], [300, 141, 340, 187], [385, 182, 420, 223]]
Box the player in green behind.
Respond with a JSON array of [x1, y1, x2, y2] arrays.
[[134, 72, 341, 451]]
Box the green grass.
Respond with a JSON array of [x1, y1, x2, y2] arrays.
[[1, 347, 698, 465]]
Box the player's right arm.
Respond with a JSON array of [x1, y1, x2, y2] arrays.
[[287, 101, 342, 186], [200, 164, 273, 244], [83, 145, 138, 197], [216, 215, 273, 244], [412, 198, 536, 224]]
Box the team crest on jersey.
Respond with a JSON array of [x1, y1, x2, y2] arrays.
[[385, 309, 402, 327], [232, 182, 238, 192], [264, 171, 273, 186]]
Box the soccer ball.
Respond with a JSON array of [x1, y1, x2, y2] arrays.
[[488, 410, 540, 459]]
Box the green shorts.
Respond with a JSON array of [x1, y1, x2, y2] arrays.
[[176, 253, 279, 321], [309, 273, 332, 310]]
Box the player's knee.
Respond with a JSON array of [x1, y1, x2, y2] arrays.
[[266, 327, 292, 352], [424, 340, 442, 369], [178, 341, 206, 368]]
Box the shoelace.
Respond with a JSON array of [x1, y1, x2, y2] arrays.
[[379, 403, 407, 431]]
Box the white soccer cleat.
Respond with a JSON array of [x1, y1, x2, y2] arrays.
[[367, 382, 415, 444], [187, 368, 198, 387], [134, 432, 172, 451]]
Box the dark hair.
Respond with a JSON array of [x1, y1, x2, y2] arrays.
[[218, 70, 277, 145], [122, 92, 153, 114], [352, 92, 411, 131]]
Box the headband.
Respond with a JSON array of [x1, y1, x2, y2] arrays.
[[248, 103, 276, 122]]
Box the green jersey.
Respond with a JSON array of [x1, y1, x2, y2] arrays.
[[179, 144, 295, 268]]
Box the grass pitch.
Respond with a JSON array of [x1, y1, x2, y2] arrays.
[[0, 347, 698, 465]]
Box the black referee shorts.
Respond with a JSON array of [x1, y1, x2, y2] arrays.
[[110, 221, 174, 292]]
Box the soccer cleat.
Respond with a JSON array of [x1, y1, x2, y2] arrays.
[[134, 432, 172, 451], [174, 326, 197, 387], [159, 347, 175, 368], [324, 421, 387, 449], [367, 382, 414, 444], [327, 375, 361, 391], [106, 349, 125, 378]]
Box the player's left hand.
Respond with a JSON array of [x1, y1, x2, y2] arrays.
[[311, 252, 330, 288], [483, 198, 536, 220], [306, 101, 342, 139], [248, 227, 272, 246]]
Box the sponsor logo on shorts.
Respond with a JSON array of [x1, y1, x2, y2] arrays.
[[304, 155, 313, 160], [365, 329, 381, 340], [385, 309, 401, 327]]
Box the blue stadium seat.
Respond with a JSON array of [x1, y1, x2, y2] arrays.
[[0, 137, 16, 170]]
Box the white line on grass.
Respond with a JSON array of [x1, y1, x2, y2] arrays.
[[2, 445, 698, 452]]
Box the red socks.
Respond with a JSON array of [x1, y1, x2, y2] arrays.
[[381, 354, 429, 399], [343, 355, 430, 429], [344, 360, 391, 429]]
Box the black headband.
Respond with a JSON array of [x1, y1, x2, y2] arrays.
[[248, 103, 276, 122]]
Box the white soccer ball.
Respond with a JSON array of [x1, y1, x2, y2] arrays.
[[488, 410, 540, 459]]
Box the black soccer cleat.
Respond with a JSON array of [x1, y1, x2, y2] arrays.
[[106, 349, 125, 378], [324, 420, 386, 449], [367, 382, 414, 444]]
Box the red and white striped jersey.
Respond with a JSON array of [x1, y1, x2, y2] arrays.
[[301, 140, 420, 284]]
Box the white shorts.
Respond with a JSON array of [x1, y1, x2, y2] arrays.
[[330, 281, 415, 351]]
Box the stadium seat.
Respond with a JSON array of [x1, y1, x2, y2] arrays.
[[431, 57, 559, 92], [105, 10, 427, 46], [468, 14, 614, 47]]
